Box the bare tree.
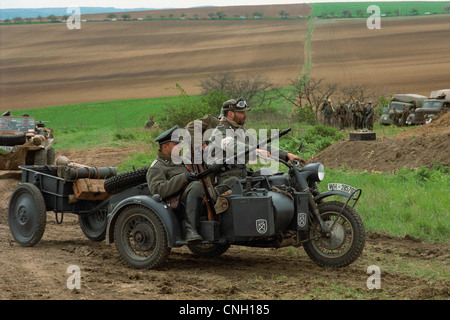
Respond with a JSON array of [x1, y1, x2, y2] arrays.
[[198, 72, 274, 108], [276, 77, 337, 121]]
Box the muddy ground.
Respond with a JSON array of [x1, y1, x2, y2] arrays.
[[1, 119, 449, 301]]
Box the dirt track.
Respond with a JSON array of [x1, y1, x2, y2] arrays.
[[0, 128, 449, 300]]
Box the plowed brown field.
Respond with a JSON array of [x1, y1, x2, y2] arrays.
[[310, 15, 450, 96], [0, 4, 311, 109]]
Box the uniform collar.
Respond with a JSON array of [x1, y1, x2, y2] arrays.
[[220, 117, 244, 130], [157, 150, 189, 165], [157, 150, 179, 163]]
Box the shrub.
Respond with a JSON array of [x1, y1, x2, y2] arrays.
[[158, 85, 228, 129]]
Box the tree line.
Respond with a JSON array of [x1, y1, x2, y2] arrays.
[[1, 9, 302, 24]]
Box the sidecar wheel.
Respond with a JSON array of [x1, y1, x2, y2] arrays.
[[8, 183, 47, 247], [300, 201, 365, 268], [79, 211, 107, 242], [114, 205, 170, 269]]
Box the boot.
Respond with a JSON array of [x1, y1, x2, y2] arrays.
[[185, 195, 203, 242]]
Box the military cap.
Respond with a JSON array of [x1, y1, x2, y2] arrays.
[[155, 125, 182, 145], [222, 98, 251, 112]]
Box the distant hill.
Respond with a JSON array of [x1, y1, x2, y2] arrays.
[[0, 7, 160, 20]]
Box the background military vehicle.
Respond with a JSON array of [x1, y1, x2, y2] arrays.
[[0, 115, 55, 170], [407, 89, 450, 125], [380, 94, 427, 126]]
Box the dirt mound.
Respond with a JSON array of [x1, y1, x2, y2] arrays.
[[311, 112, 450, 172], [397, 111, 450, 139]]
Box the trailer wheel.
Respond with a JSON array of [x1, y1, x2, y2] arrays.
[[8, 183, 47, 247], [79, 211, 107, 242], [114, 205, 170, 269]]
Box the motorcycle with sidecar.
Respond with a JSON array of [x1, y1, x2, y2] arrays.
[[104, 128, 366, 269]]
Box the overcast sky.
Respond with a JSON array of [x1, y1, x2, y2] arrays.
[[2, 0, 444, 10]]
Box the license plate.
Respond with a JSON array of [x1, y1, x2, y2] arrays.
[[327, 183, 357, 195]]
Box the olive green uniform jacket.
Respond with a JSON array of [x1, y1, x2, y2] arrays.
[[208, 118, 289, 183], [146, 150, 200, 201], [186, 114, 220, 147]]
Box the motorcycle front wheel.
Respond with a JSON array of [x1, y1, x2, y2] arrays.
[[300, 201, 366, 268]]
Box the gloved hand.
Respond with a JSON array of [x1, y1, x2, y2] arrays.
[[185, 172, 199, 183]]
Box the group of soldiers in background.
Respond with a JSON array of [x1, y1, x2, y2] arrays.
[[322, 100, 374, 131], [392, 105, 410, 127]]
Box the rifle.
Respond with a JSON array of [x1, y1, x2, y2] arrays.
[[196, 127, 292, 180], [191, 146, 217, 221]]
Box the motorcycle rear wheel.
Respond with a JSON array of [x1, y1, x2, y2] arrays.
[[300, 201, 365, 268]]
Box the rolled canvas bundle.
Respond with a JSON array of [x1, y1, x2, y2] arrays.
[[57, 165, 117, 181], [55, 155, 117, 180]]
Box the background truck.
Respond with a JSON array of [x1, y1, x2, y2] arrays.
[[407, 89, 450, 125], [379, 94, 427, 126]]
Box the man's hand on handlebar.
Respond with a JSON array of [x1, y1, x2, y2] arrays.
[[287, 152, 306, 166]]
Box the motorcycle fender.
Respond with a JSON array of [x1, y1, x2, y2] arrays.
[[314, 190, 354, 202], [106, 195, 181, 247]]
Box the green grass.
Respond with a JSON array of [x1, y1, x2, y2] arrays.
[[322, 166, 449, 243], [15, 96, 181, 132], [7, 95, 190, 150], [311, 1, 450, 17]]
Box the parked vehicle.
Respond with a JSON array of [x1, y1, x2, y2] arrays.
[[379, 94, 426, 126], [407, 89, 450, 125], [0, 115, 55, 170]]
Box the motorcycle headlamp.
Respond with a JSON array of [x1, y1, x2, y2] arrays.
[[317, 163, 325, 181], [302, 162, 325, 182]]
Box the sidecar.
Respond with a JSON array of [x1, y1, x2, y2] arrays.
[[104, 162, 362, 270]]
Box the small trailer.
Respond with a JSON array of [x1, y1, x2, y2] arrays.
[[8, 164, 116, 246]]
